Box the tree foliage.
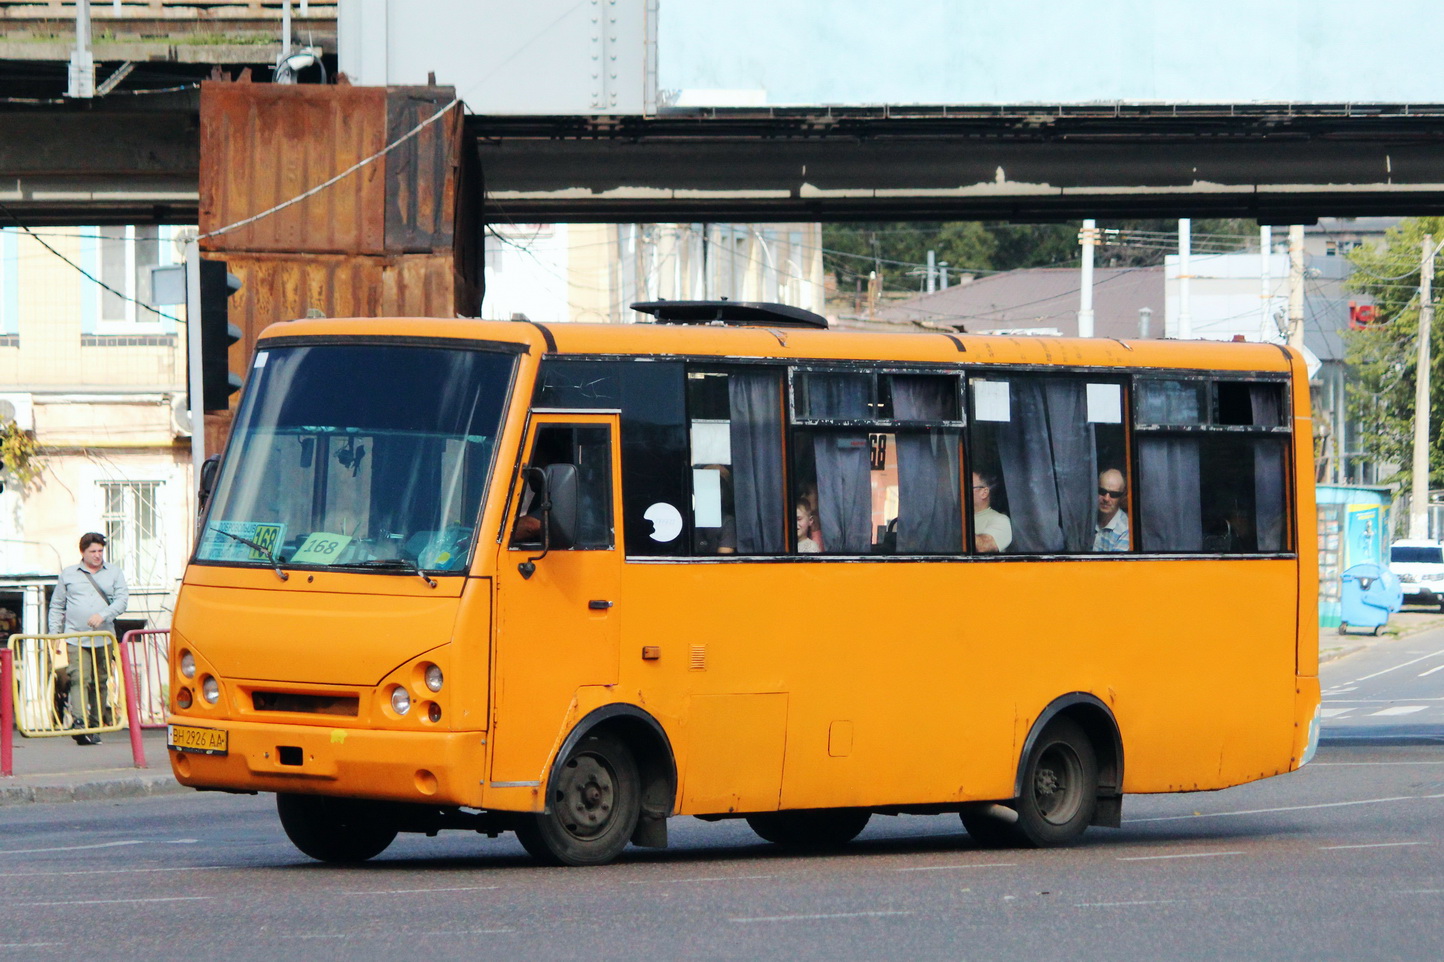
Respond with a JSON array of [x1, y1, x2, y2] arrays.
[[0, 419, 43, 493], [1344, 216, 1444, 486], [822, 219, 1255, 291]]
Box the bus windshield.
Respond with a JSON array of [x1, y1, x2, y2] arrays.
[[196, 342, 516, 574]]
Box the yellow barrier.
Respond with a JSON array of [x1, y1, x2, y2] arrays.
[[6, 633, 126, 739]]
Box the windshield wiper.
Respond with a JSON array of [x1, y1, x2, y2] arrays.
[[213, 528, 289, 582], [331, 558, 438, 589]]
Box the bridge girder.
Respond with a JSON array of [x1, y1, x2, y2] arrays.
[[5, 99, 1444, 225]]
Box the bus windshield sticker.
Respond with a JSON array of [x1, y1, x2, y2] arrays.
[[1087, 383, 1122, 423], [973, 380, 1011, 422], [290, 533, 353, 566], [201, 521, 286, 562], [644, 502, 683, 542]]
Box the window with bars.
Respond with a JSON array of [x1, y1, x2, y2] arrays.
[[100, 481, 166, 589]]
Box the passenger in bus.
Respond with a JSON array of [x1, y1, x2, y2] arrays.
[[971, 470, 1012, 553], [1094, 468, 1130, 552], [796, 501, 824, 553]]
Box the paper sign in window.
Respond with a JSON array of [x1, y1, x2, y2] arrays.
[[1086, 383, 1122, 423], [291, 532, 352, 565], [690, 420, 731, 465], [973, 380, 1011, 422], [693, 468, 723, 528]]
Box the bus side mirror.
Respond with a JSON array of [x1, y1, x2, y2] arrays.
[[198, 455, 221, 513], [543, 463, 579, 550]]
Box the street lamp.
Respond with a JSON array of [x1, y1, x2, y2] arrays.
[[1410, 235, 1439, 540]]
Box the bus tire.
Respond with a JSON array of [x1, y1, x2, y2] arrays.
[[1013, 717, 1098, 847], [516, 732, 641, 866], [276, 793, 398, 863], [745, 809, 871, 848]]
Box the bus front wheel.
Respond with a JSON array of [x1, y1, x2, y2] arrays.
[[1013, 717, 1098, 847], [745, 809, 871, 848], [276, 793, 399, 863], [516, 732, 641, 866]]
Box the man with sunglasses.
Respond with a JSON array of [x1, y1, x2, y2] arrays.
[[1094, 469, 1130, 552]]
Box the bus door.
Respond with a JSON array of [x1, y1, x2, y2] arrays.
[[491, 412, 623, 783]]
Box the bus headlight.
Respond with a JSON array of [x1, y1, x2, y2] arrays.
[[177, 688, 193, 709], [202, 677, 220, 705], [180, 651, 196, 679], [427, 702, 442, 723], [390, 685, 411, 715], [424, 664, 443, 692]]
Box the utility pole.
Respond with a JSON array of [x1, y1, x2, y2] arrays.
[[1177, 219, 1192, 338], [1287, 224, 1306, 351], [1077, 219, 1096, 337], [1411, 235, 1437, 540]]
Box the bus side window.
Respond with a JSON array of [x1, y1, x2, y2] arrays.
[[686, 367, 787, 555], [968, 376, 1129, 554], [1137, 379, 1288, 553]]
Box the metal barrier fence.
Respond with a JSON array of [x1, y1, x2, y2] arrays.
[[6, 632, 125, 738], [121, 629, 170, 729]]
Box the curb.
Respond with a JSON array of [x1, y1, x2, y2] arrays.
[[0, 772, 190, 806]]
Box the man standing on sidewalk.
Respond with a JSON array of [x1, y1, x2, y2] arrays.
[[47, 532, 128, 745]]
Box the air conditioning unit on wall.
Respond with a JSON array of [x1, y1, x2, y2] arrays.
[[171, 395, 192, 438], [0, 393, 34, 432]]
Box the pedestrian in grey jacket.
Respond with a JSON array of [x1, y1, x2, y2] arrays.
[[47, 532, 128, 745]]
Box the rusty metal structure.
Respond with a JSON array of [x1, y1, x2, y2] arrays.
[[197, 77, 480, 448]]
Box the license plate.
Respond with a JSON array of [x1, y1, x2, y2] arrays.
[[167, 724, 228, 756]]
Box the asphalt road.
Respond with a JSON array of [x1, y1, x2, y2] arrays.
[[2, 633, 1443, 962]]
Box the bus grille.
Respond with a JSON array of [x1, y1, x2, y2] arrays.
[[252, 692, 359, 716]]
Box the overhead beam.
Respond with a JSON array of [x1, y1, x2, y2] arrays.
[[471, 104, 1444, 223]]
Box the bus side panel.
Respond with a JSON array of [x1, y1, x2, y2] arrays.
[[618, 556, 1300, 814]]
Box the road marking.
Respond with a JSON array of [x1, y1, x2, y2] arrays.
[[275, 929, 515, 940], [628, 875, 774, 884], [0, 840, 144, 856], [1076, 897, 1252, 908], [730, 911, 913, 924], [1420, 663, 1444, 677], [16, 896, 212, 907], [1319, 842, 1424, 850], [1116, 851, 1242, 862], [1313, 761, 1444, 766], [1128, 792, 1444, 823], [1370, 705, 1429, 716], [1349, 648, 1444, 683], [15, 866, 227, 877], [342, 886, 500, 895], [1322, 708, 1354, 717], [894, 863, 1018, 872]]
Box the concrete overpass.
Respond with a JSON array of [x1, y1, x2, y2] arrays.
[[6, 93, 1444, 227]]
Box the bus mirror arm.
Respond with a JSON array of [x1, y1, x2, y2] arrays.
[[518, 464, 579, 579], [197, 454, 221, 515]]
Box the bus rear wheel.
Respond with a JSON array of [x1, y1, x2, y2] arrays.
[[276, 793, 399, 863], [516, 732, 641, 866], [1012, 717, 1098, 847], [745, 809, 871, 849]]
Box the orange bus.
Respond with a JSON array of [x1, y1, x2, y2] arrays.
[[167, 303, 1320, 865]]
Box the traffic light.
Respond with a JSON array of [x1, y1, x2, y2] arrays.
[[198, 259, 243, 411]]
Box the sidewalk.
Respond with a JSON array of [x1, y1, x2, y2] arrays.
[[0, 727, 187, 806], [1319, 606, 1444, 665]]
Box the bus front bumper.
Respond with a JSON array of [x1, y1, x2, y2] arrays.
[[166, 718, 489, 808]]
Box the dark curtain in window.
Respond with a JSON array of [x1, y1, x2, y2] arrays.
[[892, 376, 962, 553], [729, 372, 786, 553], [996, 379, 1095, 553], [809, 376, 872, 553], [1251, 386, 1286, 551], [1139, 438, 1202, 551]]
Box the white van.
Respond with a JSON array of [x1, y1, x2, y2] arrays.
[[1388, 540, 1444, 609]]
